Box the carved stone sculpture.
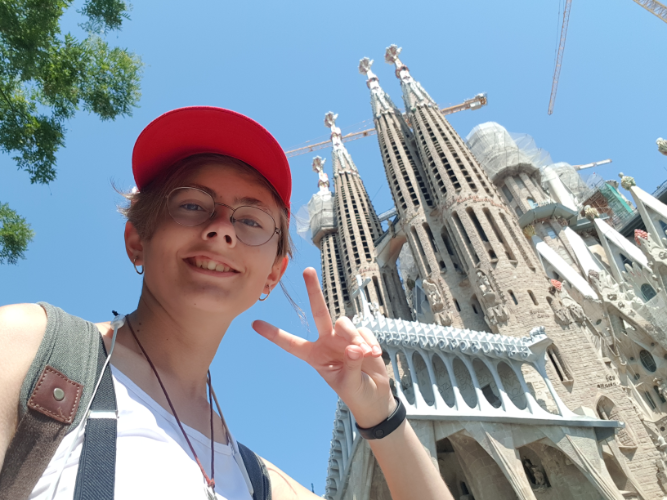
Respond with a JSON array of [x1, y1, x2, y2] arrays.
[[522, 224, 536, 239], [658, 137, 667, 156], [476, 270, 497, 305], [358, 57, 373, 76], [561, 281, 586, 324], [384, 44, 402, 64], [619, 172, 636, 190], [312, 156, 330, 192], [583, 204, 599, 221], [485, 304, 510, 326], [656, 379, 667, 402], [422, 279, 452, 326], [522, 458, 549, 490]]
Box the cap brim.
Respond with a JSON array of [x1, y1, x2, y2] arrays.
[[132, 107, 291, 210]]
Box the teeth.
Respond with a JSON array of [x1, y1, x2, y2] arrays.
[[193, 258, 233, 273]]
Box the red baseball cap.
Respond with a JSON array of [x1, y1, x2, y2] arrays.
[[132, 106, 291, 211]]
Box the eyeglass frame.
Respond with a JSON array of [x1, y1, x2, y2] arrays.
[[166, 186, 281, 247]]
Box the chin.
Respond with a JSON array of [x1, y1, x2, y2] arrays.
[[181, 287, 255, 316]]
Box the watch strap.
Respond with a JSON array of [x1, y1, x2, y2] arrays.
[[355, 397, 406, 440]]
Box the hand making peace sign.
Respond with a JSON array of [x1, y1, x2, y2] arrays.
[[252, 267, 396, 428]]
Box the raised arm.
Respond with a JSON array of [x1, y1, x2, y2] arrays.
[[253, 268, 452, 500], [0, 304, 47, 471]]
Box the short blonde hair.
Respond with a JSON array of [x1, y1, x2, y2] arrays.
[[119, 153, 293, 259]]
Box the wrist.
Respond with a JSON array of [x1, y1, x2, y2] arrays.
[[355, 396, 406, 440], [350, 393, 397, 429]]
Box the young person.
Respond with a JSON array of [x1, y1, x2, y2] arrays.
[[0, 107, 452, 499]]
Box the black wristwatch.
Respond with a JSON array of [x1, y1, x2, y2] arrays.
[[355, 397, 406, 440]]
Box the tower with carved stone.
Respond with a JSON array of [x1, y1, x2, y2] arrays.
[[324, 112, 411, 321], [304, 45, 667, 500]]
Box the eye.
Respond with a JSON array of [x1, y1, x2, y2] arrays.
[[235, 216, 263, 229], [180, 202, 206, 212]]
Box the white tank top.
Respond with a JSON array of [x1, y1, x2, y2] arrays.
[[29, 366, 254, 500]]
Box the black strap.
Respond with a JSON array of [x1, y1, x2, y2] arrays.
[[355, 396, 406, 440], [238, 442, 272, 500], [73, 338, 117, 500]]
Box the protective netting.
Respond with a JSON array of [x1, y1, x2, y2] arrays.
[[397, 243, 419, 287], [465, 122, 549, 181], [466, 122, 601, 206], [546, 162, 594, 204], [295, 191, 335, 244]]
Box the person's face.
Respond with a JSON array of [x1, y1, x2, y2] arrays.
[[126, 163, 287, 317]]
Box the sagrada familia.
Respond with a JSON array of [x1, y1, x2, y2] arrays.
[[300, 45, 667, 500]]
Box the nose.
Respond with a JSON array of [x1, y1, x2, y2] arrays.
[[201, 206, 237, 246]]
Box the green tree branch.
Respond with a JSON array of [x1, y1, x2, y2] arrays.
[[0, 0, 142, 264], [0, 202, 34, 265]]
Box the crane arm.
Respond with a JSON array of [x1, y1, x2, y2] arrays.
[[548, 0, 573, 115], [632, 0, 667, 23], [285, 94, 488, 158]]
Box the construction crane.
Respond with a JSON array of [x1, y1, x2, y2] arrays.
[[572, 159, 612, 171], [549, 0, 665, 115], [285, 93, 488, 158], [548, 0, 573, 115], [632, 0, 667, 23]]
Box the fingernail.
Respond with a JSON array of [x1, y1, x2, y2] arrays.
[[372, 345, 382, 356], [348, 349, 362, 360], [361, 343, 372, 354]]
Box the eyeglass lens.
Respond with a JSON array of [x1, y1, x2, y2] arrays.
[[167, 187, 278, 246]]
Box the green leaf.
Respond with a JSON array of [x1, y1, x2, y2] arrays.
[[0, 202, 34, 265]]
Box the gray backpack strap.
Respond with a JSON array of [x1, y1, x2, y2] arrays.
[[237, 442, 272, 500], [0, 303, 103, 499]]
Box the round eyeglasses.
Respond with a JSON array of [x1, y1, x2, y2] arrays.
[[166, 187, 280, 247]]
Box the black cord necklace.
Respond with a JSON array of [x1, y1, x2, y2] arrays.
[[126, 317, 217, 499]]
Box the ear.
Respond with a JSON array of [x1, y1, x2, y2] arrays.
[[266, 256, 288, 289], [124, 221, 144, 265]]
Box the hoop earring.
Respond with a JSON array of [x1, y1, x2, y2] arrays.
[[133, 257, 144, 275], [259, 285, 271, 302]]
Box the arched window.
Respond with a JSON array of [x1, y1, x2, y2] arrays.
[[454, 299, 461, 312], [619, 253, 632, 268], [515, 206, 524, 217], [641, 284, 657, 302], [547, 345, 573, 383], [508, 290, 518, 305], [528, 290, 538, 305], [501, 185, 514, 202], [640, 350, 657, 373], [527, 198, 538, 209]]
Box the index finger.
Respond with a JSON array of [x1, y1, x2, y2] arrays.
[[252, 320, 312, 362], [303, 267, 333, 337]]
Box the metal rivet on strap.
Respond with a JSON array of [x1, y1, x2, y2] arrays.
[[53, 388, 65, 401]]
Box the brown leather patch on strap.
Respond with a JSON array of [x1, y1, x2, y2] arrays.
[[28, 366, 83, 424]]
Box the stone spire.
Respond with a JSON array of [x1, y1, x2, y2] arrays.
[[359, 57, 433, 211], [308, 155, 348, 320], [325, 111, 409, 320], [385, 45, 560, 339], [384, 45, 436, 110]]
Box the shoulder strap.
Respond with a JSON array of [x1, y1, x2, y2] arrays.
[[73, 339, 117, 500], [0, 303, 106, 499], [237, 442, 272, 500]]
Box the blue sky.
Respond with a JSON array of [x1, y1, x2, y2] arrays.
[[1, 0, 666, 494]]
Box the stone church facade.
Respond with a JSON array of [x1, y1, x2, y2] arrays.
[[301, 45, 667, 499]]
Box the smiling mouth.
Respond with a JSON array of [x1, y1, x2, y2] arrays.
[[188, 257, 238, 273]]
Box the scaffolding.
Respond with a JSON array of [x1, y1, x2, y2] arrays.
[[295, 191, 335, 245], [465, 123, 548, 182]]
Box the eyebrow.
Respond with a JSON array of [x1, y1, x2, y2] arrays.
[[187, 184, 272, 211]]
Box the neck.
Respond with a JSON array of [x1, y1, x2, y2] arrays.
[[124, 284, 232, 394]]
